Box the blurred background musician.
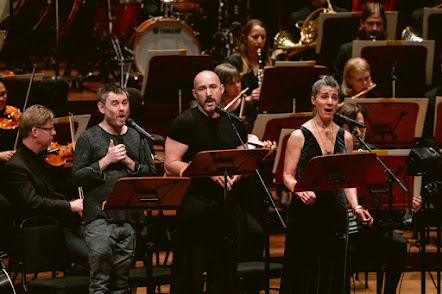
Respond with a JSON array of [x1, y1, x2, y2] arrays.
[[281, 76, 373, 293], [3, 104, 88, 275], [341, 57, 379, 99], [335, 102, 422, 294], [214, 62, 258, 133], [0, 78, 19, 259], [224, 19, 272, 103], [333, 2, 387, 84]]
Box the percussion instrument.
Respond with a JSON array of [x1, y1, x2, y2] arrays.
[[131, 17, 200, 75]]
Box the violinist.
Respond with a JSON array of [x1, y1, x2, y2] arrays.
[[0, 80, 18, 163], [3, 104, 89, 275], [0, 79, 18, 258]]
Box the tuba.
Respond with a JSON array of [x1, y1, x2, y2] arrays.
[[274, 0, 334, 59]]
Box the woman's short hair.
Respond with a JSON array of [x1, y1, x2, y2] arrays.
[[18, 104, 54, 138], [335, 102, 367, 125], [342, 57, 371, 96], [214, 63, 241, 85], [311, 75, 340, 98]]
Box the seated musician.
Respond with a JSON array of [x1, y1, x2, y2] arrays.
[[224, 19, 272, 102], [333, 2, 387, 84], [0, 79, 17, 257], [3, 104, 88, 275], [341, 57, 379, 99], [214, 63, 258, 132], [335, 102, 422, 294]]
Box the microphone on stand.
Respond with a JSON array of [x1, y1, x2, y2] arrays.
[[215, 106, 243, 123], [126, 117, 155, 141], [334, 113, 366, 129]]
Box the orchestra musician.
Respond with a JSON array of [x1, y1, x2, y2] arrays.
[[224, 19, 272, 102], [165, 70, 248, 293], [281, 76, 373, 294], [214, 62, 258, 132], [0, 79, 17, 257], [72, 84, 156, 293], [3, 104, 88, 275], [341, 57, 379, 99], [335, 102, 422, 294], [333, 2, 387, 84]]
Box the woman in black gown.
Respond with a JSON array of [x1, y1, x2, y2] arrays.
[[281, 76, 373, 294]]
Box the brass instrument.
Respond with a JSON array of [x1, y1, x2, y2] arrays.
[[401, 26, 423, 42], [274, 0, 334, 58]]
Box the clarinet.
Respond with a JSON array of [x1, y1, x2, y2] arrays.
[[257, 48, 264, 87]]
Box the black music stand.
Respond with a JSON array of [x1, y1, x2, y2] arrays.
[[259, 65, 329, 113], [316, 12, 362, 69], [182, 148, 275, 293], [352, 40, 435, 98], [293, 152, 378, 290], [140, 54, 217, 137], [104, 176, 190, 294]]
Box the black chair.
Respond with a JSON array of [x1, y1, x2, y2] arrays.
[[17, 218, 89, 294], [236, 261, 283, 293]]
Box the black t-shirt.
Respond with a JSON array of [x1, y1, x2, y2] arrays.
[[168, 107, 248, 199]]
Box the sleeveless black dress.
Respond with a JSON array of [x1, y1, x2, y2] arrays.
[[281, 126, 349, 294]]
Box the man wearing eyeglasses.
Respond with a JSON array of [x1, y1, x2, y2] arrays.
[[3, 104, 88, 274]]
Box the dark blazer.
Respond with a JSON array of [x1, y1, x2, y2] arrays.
[[4, 144, 76, 222]]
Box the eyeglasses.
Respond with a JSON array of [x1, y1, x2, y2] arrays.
[[0, 91, 7, 99], [36, 126, 55, 132]]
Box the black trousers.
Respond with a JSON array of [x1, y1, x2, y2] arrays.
[[171, 194, 237, 294]]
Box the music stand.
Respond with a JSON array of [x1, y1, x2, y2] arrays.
[[182, 148, 276, 293], [345, 98, 428, 149], [352, 40, 435, 97], [104, 176, 190, 294], [259, 65, 329, 113], [433, 97, 442, 149], [140, 55, 216, 137], [293, 152, 377, 193], [316, 12, 362, 68]]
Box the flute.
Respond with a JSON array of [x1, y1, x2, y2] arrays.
[[351, 83, 377, 99], [223, 87, 249, 110]]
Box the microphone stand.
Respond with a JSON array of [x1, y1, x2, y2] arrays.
[[227, 117, 286, 294], [391, 60, 398, 98], [348, 122, 408, 292]]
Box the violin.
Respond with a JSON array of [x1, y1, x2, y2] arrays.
[[45, 141, 74, 167], [0, 105, 21, 130]]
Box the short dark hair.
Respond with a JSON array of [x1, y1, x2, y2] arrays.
[[335, 102, 367, 127], [97, 84, 128, 105], [214, 63, 241, 85]]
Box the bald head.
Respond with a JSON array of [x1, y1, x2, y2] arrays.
[[192, 70, 224, 117], [193, 70, 221, 90]]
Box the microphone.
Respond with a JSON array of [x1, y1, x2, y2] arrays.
[[126, 117, 155, 141], [215, 106, 243, 123], [334, 113, 366, 129]]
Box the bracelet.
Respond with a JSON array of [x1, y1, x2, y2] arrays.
[[352, 205, 364, 214]]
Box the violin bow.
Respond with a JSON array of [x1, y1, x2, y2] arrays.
[[13, 66, 36, 150]]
